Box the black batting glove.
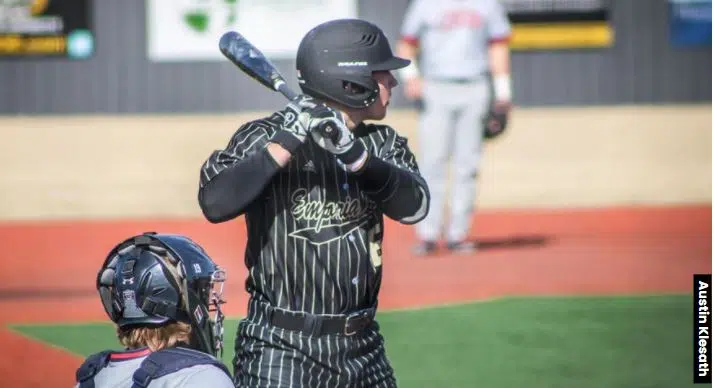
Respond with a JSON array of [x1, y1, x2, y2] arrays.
[[270, 95, 320, 154]]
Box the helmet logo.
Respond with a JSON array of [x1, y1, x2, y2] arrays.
[[337, 61, 368, 67], [193, 263, 202, 274]]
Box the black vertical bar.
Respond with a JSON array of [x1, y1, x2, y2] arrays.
[[694, 273, 712, 384]]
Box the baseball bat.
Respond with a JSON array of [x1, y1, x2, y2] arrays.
[[218, 31, 338, 141]]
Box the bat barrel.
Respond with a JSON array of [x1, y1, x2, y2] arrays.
[[218, 31, 241, 54]]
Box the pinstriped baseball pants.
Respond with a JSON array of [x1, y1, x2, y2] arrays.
[[233, 298, 397, 387]]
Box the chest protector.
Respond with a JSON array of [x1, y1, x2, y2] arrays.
[[76, 347, 231, 388]]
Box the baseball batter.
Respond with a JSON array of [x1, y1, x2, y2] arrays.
[[74, 232, 233, 388], [396, 0, 513, 255], [198, 19, 430, 387]]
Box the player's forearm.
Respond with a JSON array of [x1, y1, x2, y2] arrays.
[[488, 42, 512, 101], [354, 155, 429, 224], [198, 147, 281, 223]]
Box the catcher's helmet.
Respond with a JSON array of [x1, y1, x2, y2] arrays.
[[296, 18, 410, 108], [96, 232, 226, 357]]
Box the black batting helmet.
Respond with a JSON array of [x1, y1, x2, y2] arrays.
[[96, 232, 226, 357], [296, 18, 410, 108]]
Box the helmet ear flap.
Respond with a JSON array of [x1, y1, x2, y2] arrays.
[[303, 73, 378, 109], [342, 79, 380, 107]]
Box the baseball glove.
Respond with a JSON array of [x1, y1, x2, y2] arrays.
[[483, 101, 510, 140]]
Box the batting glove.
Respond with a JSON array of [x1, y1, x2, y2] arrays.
[[308, 106, 368, 172], [270, 95, 320, 154]]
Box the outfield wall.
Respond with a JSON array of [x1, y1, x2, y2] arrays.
[[2, 1, 710, 115], [0, 105, 710, 220]]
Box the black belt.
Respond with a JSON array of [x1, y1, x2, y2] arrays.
[[267, 306, 376, 337]]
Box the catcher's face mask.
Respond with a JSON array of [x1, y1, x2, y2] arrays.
[[183, 264, 227, 358]]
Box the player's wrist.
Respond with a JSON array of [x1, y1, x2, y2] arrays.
[[336, 140, 366, 169], [266, 142, 293, 167], [339, 148, 369, 173], [271, 130, 303, 154], [493, 73, 512, 102]]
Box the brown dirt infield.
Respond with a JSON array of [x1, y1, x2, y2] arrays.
[[0, 205, 710, 387]]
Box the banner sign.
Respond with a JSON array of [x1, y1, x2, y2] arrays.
[[669, 0, 712, 47], [0, 0, 94, 58], [501, 0, 614, 50], [147, 0, 358, 62]]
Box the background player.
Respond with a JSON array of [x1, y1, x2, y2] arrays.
[[396, 0, 513, 255], [198, 18, 430, 387], [75, 232, 233, 388]]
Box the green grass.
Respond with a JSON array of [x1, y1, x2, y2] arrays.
[[9, 295, 706, 388]]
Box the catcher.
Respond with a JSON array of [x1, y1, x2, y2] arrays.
[[74, 232, 233, 388]]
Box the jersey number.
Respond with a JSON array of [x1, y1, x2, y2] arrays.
[[367, 223, 383, 270]]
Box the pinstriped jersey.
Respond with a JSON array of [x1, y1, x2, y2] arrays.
[[200, 109, 422, 315]]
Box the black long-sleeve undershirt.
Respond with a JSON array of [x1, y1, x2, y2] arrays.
[[352, 152, 429, 224], [198, 147, 280, 223]]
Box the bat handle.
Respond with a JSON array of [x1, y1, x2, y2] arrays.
[[275, 81, 299, 101]]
